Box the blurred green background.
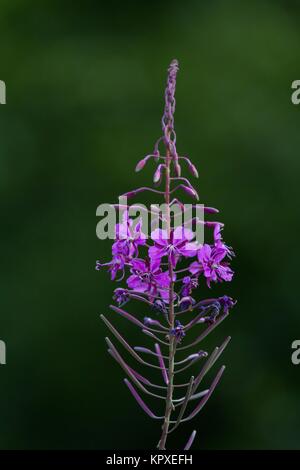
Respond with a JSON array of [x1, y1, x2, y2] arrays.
[[1, 0, 300, 450]]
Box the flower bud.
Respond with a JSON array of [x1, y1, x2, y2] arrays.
[[181, 185, 199, 200], [204, 207, 219, 214], [152, 299, 168, 314], [188, 162, 199, 178], [187, 353, 200, 361], [135, 158, 147, 172], [153, 164, 163, 184], [205, 221, 224, 228], [113, 288, 129, 306], [174, 161, 181, 177], [179, 296, 196, 311]]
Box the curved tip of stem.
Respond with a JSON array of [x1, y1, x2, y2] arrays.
[[184, 430, 197, 450]]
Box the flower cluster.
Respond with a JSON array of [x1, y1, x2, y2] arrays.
[[97, 59, 236, 451], [97, 220, 234, 304]]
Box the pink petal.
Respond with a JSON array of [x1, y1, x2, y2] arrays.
[[198, 244, 211, 262], [189, 261, 201, 275], [148, 245, 164, 262], [150, 228, 168, 245], [131, 259, 147, 271], [179, 242, 199, 257]]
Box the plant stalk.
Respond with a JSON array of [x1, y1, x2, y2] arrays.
[[157, 141, 175, 450]]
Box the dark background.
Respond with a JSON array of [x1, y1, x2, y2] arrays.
[[1, 0, 300, 450]]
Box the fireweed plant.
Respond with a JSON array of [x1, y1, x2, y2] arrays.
[[97, 60, 236, 450]]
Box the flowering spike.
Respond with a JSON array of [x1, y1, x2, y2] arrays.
[[98, 59, 236, 450]]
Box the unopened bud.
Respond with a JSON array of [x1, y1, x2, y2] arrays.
[[181, 185, 199, 200], [153, 164, 163, 183], [174, 161, 181, 177], [188, 162, 199, 178], [135, 158, 147, 172], [204, 207, 219, 214]]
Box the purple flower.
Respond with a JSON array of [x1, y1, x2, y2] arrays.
[[181, 276, 198, 297], [143, 316, 162, 327], [113, 211, 146, 259], [214, 224, 234, 258], [113, 288, 130, 306], [149, 226, 198, 268], [218, 295, 237, 313], [109, 255, 126, 280], [179, 296, 195, 311], [96, 254, 126, 281], [152, 298, 168, 315], [127, 258, 172, 301], [202, 301, 221, 324], [170, 320, 185, 342], [189, 244, 234, 287]]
